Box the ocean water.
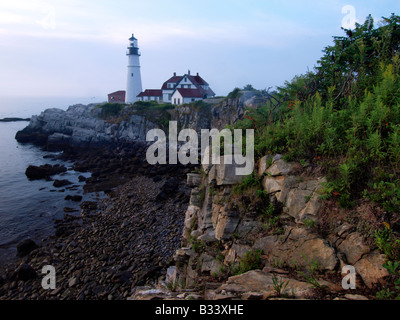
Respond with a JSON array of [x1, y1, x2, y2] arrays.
[[0, 97, 105, 269]]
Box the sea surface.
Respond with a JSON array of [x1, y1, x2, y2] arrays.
[[0, 96, 105, 269]]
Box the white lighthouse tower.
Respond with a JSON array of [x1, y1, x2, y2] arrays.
[[125, 34, 142, 104]]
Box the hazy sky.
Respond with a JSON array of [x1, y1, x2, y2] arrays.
[[0, 0, 399, 100]]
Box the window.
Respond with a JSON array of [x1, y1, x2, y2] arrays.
[[188, 84, 191, 89], [131, 73, 134, 77], [178, 99, 181, 105], [168, 94, 172, 100], [174, 98, 176, 104]]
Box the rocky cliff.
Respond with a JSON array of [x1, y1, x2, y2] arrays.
[[133, 155, 389, 300], [15, 104, 157, 150], [9, 94, 390, 300], [15, 92, 261, 150]]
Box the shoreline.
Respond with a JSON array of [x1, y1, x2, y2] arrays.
[[0, 140, 195, 300]]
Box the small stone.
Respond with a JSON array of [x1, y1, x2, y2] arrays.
[[50, 287, 62, 296], [68, 277, 79, 287], [241, 292, 265, 300], [344, 294, 369, 300], [92, 285, 105, 296]]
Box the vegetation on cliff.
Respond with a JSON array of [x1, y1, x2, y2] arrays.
[[236, 14, 400, 213], [230, 14, 400, 299], [95, 101, 174, 129]]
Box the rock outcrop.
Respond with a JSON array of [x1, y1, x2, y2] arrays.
[[15, 93, 264, 151], [159, 155, 390, 300], [15, 104, 157, 150]]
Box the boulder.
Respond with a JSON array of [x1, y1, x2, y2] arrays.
[[284, 189, 312, 219], [25, 164, 67, 180], [215, 156, 247, 186], [187, 173, 202, 187], [257, 155, 271, 176], [338, 232, 370, 265], [160, 177, 180, 195], [266, 159, 302, 177], [53, 179, 73, 188], [200, 254, 223, 275], [64, 195, 83, 202], [254, 227, 338, 271], [16, 264, 37, 281], [217, 270, 315, 299], [262, 175, 297, 203], [16, 239, 39, 257], [214, 208, 240, 240], [354, 251, 389, 288], [224, 243, 252, 265]]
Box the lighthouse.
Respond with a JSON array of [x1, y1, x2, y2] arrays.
[[125, 34, 142, 104]]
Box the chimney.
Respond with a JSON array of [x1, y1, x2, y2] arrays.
[[173, 72, 176, 76], [188, 70, 191, 75], [196, 72, 199, 76]]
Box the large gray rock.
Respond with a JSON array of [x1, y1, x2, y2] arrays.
[[254, 227, 338, 271], [354, 251, 389, 288], [217, 270, 315, 299], [337, 232, 370, 265], [214, 207, 240, 240], [266, 160, 302, 177], [17, 104, 157, 148], [216, 156, 248, 186]]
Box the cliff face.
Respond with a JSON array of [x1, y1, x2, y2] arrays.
[[168, 94, 258, 133], [15, 93, 260, 150], [15, 104, 157, 150], [146, 156, 389, 300]]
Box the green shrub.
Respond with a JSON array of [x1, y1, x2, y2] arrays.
[[96, 103, 125, 118], [231, 14, 400, 213], [226, 88, 242, 100], [232, 249, 263, 275], [374, 227, 400, 260]]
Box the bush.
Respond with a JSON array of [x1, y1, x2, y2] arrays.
[[232, 14, 400, 212], [96, 103, 125, 118], [226, 88, 242, 100], [232, 249, 263, 275]]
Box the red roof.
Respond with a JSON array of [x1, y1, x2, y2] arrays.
[[108, 90, 125, 96], [137, 89, 162, 97], [188, 74, 208, 86], [175, 88, 204, 98], [161, 76, 183, 90]]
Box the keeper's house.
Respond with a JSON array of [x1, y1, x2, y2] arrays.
[[137, 70, 215, 105]]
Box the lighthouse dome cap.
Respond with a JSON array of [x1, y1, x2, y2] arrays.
[[129, 34, 137, 41]]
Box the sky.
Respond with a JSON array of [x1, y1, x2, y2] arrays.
[[0, 0, 399, 101]]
